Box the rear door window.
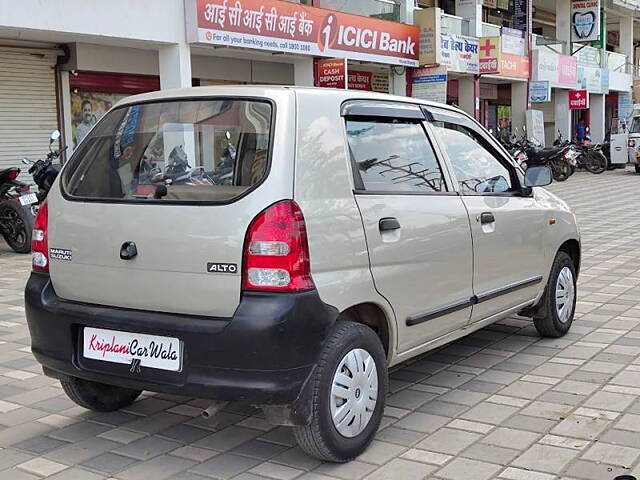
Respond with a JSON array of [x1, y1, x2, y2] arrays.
[[346, 119, 447, 193], [63, 99, 272, 203]]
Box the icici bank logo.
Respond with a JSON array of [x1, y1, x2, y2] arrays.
[[319, 14, 338, 51]]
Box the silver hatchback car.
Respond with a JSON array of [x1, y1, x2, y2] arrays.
[[25, 86, 579, 462]]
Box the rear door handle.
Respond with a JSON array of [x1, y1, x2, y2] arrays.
[[479, 212, 495, 224], [379, 217, 401, 232]]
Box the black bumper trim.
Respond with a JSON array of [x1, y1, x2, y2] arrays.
[[25, 273, 338, 413]]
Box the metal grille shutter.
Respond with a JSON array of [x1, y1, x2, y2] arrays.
[[0, 48, 58, 183]]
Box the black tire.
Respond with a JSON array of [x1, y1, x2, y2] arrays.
[[635, 165, 640, 174], [0, 200, 33, 253], [293, 321, 388, 462], [60, 376, 141, 412], [533, 252, 576, 338], [584, 151, 606, 174]]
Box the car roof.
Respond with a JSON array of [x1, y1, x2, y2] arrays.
[[114, 85, 466, 117]]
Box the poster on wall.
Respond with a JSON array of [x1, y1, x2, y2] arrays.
[[187, 0, 419, 66], [618, 92, 633, 120], [71, 91, 127, 147], [529, 81, 551, 102], [571, 0, 600, 43], [317, 58, 346, 89], [501, 28, 525, 56], [412, 66, 447, 103], [526, 109, 545, 147]]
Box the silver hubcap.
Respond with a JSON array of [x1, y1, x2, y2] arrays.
[[555, 266, 575, 324], [330, 348, 378, 438]]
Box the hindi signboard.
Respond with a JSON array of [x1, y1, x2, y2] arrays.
[[187, 0, 419, 66], [569, 89, 589, 109]]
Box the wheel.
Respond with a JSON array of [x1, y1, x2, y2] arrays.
[[0, 200, 33, 253], [584, 151, 606, 174], [533, 252, 577, 338], [635, 165, 640, 174], [60, 376, 141, 412], [550, 161, 570, 182], [293, 321, 388, 462]]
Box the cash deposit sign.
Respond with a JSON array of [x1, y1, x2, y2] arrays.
[[187, 0, 420, 66]]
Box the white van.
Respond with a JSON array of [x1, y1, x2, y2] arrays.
[[25, 86, 580, 462]]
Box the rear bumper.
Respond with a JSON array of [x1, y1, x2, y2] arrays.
[[25, 273, 338, 416]]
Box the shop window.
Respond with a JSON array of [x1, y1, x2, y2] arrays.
[[319, 0, 401, 22]]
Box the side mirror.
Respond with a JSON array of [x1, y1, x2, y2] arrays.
[[524, 165, 552, 187], [50, 129, 61, 143]]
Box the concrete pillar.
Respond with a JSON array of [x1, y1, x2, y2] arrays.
[[458, 77, 476, 118], [511, 82, 528, 134], [590, 93, 605, 142], [392, 71, 407, 96], [619, 16, 634, 69], [293, 58, 314, 86], [58, 70, 73, 156], [555, 0, 571, 53], [555, 89, 572, 140], [159, 43, 192, 89]]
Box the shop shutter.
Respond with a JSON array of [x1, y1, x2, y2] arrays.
[[0, 47, 58, 183]]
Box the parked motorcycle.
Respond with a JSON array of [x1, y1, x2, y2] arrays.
[[0, 166, 34, 253], [22, 129, 64, 205], [0, 130, 64, 253], [503, 127, 577, 181], [554, 130, 606, 174]]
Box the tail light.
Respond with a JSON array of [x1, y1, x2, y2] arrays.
[[32, 200, 49, 273], [7, 168, 19, 180], [242, 200, 314, 292]]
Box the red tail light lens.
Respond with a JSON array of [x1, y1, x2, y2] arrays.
[[242, 200, 314, 292], [7, 168, 19, 180], [32, 201, 49, 273]]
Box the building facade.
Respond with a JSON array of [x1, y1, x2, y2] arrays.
[[0, 0, 637, 176]]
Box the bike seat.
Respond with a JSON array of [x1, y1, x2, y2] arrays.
[[528, 147, 560, 160]]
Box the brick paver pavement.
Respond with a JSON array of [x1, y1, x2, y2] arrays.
[[1, 169, 640, 479]]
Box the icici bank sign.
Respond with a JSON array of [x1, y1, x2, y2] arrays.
[[186, 0, 420, 66]]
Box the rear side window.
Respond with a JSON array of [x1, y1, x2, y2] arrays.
[[346, 119, 446, 193], [63, 99, 272, 203]]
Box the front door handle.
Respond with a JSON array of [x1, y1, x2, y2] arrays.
[[479, 212, 495, 224], [379, 217, 401, 232]]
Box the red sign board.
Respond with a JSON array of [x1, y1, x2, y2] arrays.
[[569, 89, 589, 109], [188, 0, 419, 66], [317, 58, 346, 89]]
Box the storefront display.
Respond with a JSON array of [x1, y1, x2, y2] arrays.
[[69, 72, 160, 147]]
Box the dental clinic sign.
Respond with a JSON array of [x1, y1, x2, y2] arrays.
[[571, 0, 600, 43], [187, 0, 420, 66]]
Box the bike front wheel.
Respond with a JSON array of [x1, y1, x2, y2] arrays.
[[584, 151, 607, 174]]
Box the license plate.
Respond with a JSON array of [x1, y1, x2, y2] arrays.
[[83, 327, 181, 372], [19, 193, 38, 206]]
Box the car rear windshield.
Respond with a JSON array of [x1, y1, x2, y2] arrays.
[[62, 99, 272, 203]]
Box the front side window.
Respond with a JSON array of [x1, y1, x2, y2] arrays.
[[63, 99, 272, 202], [346, 119, 446, 193], [630, 117, 640, 134], [432, 120, 513, 194]]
